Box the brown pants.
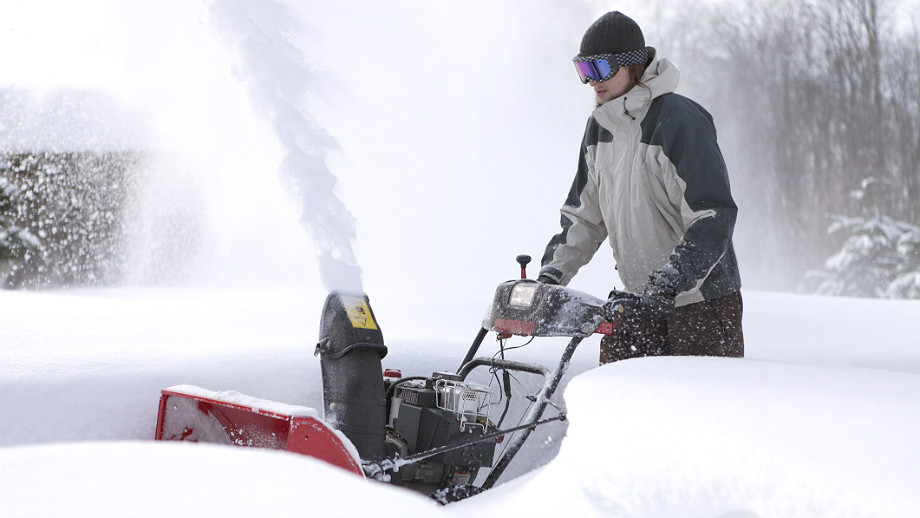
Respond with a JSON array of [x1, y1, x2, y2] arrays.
[[599, 291, 744, 365]]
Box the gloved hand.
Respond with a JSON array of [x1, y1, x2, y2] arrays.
[[604, 265, 681, 320], [536, 274, 558, 285], [604, 290, 674, 320]]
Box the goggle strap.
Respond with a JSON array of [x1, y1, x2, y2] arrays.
[[612, 48, 648, 68]]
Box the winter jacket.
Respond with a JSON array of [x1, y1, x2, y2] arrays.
[[539, 55, 741, 307]]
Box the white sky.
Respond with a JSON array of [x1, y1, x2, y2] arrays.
[[0, 1, 123, 89]]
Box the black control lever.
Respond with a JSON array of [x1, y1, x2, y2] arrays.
[[516, 255, 531, 279]]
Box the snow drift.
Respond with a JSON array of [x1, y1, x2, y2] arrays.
[[2, 288, 919, 517]]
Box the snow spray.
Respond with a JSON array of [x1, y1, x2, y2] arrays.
[[209, 0, 363, 294]]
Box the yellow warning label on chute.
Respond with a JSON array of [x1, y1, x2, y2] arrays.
[[341, 296, 378, 330]]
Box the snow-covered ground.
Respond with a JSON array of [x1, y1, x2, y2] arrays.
[[2, 286, 919, 517]]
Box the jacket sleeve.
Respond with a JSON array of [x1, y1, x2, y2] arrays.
[[539, 119, 608, 286], [656, 100, 738, 295]]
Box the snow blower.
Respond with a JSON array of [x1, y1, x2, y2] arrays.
[[155, 255, 618, 502]]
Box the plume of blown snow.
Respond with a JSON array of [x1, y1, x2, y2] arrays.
[[208, 0, 363, 294]]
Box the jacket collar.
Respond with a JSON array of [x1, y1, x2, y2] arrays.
[[592, 56, 680, 131]]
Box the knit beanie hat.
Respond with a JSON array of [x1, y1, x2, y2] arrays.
[[578, 11, 647, 57]]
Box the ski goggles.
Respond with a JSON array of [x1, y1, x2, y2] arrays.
[[573, 48, 649, 84]]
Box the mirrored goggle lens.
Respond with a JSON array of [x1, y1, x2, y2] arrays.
[[574, 59, 615, 84]]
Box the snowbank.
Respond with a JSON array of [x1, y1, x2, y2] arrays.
[[0, 441, 440, 518], [2, 288, 920, 517], [460, 357, 920, 517]]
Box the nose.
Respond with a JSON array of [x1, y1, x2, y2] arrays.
[[588, 79, 598, 87]]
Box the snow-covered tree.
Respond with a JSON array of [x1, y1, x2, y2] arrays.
[[887, 229, 920, 298], [812, 177, 920, 298], [0, 175, 46, 288], [1, 152, 139, 289]]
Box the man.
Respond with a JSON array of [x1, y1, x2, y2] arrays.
[[538, 11, 744, 364]]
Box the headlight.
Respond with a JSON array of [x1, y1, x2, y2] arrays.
[[508, 283, 538, 308]]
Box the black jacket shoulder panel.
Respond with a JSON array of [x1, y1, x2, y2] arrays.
[[584, 115, 614, 147]]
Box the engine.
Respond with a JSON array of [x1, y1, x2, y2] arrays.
[[384, 371, 495, 492]]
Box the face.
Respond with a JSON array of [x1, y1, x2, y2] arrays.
[[589, 66, 632, 105]]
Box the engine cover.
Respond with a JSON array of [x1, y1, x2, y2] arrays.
[[386, 379, 495, 489]]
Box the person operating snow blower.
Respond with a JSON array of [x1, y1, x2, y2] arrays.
[[538, 11, 744, 364]]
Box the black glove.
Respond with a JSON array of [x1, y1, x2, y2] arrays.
[[604, 265, 681, 320], [604, 290, 675, 320], [644, 264, 682, 300], [536, 274, 559, 285]]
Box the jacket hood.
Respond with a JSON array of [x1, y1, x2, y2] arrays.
[[593, 56, 680, 127]]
